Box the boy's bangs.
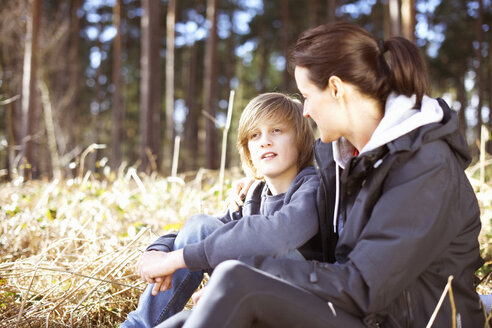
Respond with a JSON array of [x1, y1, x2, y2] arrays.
[[253, 105, 296, 129]]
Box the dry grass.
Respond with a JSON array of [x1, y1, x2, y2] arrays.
[[0, 165, 242, 327], [0, 161, 491, 328]]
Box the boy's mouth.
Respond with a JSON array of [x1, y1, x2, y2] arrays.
[[261, 152, 277, 160]]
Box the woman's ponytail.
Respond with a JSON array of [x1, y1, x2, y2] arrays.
[[381, 37, 429, 108]]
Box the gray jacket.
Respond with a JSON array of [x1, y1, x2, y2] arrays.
[[148, 166, 320, 271], [247, 97, 484, 327]]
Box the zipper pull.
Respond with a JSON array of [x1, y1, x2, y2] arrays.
[[310, 261, 318, 283]]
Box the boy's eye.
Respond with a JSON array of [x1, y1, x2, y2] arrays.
[[250, 132, 259, 140], [273, 128, 282, 133]]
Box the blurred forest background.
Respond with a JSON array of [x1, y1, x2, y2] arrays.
[[1, 0, 491, 180], [2, 1, 492, 326]]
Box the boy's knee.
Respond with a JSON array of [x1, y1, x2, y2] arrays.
[[174, 214, 223, 248]]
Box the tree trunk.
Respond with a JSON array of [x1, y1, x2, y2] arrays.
[[184, 42, 199, 171], [308, 0, 319, 27], [225, 9, 236, 168], [327, 0, 336, 22], [21, 0, 41, 179], [383, 0, 391, 39], [489, 10, 492, 129], [371, 0, 384, 39], [281, 0, 290, 91], [3, 94, 20, 180], [165, 0, 176, 173], [258, 14, 267, 93], [388, 0, 401, 37], [475, 0, 483, 142], [456, 74, 467, 139], [400, 0, 415, 42], [112, 0, 123, 169], [203, 0, 218, 169], [67, 0, 80, 157], [140, 0, 162, 173]]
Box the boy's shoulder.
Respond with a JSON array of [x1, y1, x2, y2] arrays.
[[286, 166, 319, 195], [294, 165, 319, 182]]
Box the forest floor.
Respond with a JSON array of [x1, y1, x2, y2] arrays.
[[0, 163, 491, 327]]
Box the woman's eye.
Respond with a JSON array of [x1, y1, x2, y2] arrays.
[[273, 128, 281, 133], [250, 133, 259, 140]]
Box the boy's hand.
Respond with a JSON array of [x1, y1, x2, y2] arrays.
[[136, 249, 186, 284], [151, 275, 173, 296], [227, 177, 255, 211]]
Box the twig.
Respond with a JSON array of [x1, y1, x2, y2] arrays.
[[201, 109, 220, 126], [16, 267, 37, 328], [171, 136, 181, 180], [145, 147, 158, 172], [219, 90, 235, 201], [36, 266, 144, 291], [448, 276, 456, 328], [0, 94, 20, 106], [78, 143, 106, 181], [127, 167, 147, 194], [426, 275, 454, 328]]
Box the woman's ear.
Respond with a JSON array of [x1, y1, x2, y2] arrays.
[[327, 76, 344, 100]]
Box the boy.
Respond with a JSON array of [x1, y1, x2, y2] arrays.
[[122, 92, 319, 327]]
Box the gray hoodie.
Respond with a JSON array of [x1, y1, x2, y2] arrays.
[[183, 166, 320, 271]]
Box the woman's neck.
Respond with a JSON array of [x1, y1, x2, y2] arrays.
[[345, 96, 383, 151]]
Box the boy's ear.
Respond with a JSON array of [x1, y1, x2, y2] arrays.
[[327, 76, 344, 100]]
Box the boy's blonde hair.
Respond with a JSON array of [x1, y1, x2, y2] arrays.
[[237, 92, 314, 179]]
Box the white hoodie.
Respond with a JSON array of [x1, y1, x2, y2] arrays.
[[330, 93, 444, 232]]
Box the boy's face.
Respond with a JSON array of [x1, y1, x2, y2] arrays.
[[248, 119, 299, 185]]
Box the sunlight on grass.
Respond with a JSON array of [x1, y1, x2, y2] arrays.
[[0, 166, 242, 327], [0, 161, 490, 327]]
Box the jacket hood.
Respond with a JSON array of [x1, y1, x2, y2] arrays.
[[333, 94, 470, 169]]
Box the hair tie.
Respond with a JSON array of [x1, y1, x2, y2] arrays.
[[378, 39, 386, 53]]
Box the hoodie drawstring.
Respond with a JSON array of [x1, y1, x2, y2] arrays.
[[333, 164, 340, 233]]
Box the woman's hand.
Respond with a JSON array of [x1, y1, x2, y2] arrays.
[[135, 249, 186, 289], [227, 177, 255, 211]]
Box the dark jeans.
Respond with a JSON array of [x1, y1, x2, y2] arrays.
[[157, 260, 365, 328]]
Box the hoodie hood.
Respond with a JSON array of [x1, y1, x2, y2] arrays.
[[325, 94, 471, 235], [333, 93, 444, 168]]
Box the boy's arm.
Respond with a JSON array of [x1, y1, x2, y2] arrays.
[[145, 233, 177, 253], [183, 171, 320, 271]]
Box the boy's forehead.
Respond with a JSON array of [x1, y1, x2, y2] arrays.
[[252, 116, 292, 128]]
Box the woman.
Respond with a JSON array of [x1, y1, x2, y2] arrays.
[[158, 22, 485, 328]]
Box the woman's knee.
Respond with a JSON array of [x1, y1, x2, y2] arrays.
[[207, 260, 255, 294]]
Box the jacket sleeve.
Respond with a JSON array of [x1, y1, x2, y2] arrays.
[[183, 174, 320, 271], [146, 233, 177, 253], [246, 141, 478, 315]]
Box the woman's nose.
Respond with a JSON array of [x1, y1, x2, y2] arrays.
[[303, 106, 310, 118]]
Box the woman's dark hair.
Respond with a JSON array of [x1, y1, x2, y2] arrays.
[[288, 22, 429, 109]]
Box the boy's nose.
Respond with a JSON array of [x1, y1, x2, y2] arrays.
[[260, 135, 272, 147]]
